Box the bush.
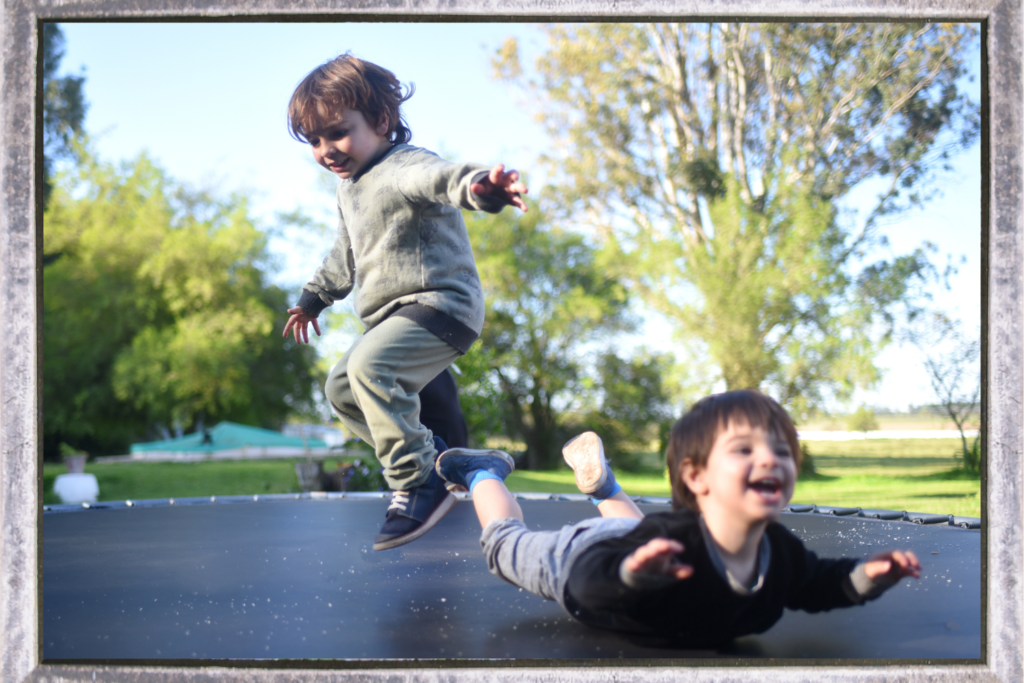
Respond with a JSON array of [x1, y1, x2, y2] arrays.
[[798, 442, 816, 475], [336, 458, 388, 492], [957, 438, 981, 473], [846, 405, 879, 433]]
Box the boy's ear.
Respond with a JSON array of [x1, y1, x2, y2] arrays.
[[375, 113, 390, 137], [681, 460, 708, 498]]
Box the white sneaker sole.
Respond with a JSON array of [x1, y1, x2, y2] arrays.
[[561, 432, 608, 495]]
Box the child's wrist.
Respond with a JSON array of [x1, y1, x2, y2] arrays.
[[296, 289, 328, 317]]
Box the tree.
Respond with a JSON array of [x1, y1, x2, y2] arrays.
[[464, 202, 633, 469], [43, 149, 319, 458], [42, 24, 87, 207], [494, 23, 978, 416], [908, 312, 980, 471], [581, 349, 678, 470]]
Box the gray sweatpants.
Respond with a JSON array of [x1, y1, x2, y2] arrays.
[[480, 516, 642, 609], [325, 316, 460, 490]]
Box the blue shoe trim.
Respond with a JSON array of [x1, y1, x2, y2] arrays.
[[436, 449, 514, 490], [590, 481, 623, 504], [468, 470, 503, 492]]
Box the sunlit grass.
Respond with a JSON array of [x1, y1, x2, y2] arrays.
[[44, 437, 981, 517]]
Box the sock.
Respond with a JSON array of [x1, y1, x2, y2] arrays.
[[590, 480, 623, 505], [467, 469, 502, 492], [433, 435, 449, 455]]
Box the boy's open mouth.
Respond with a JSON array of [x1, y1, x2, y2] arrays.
[[748, 477, 782, 496]]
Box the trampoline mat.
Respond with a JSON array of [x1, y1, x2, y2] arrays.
[[43, 497, 981, 661]]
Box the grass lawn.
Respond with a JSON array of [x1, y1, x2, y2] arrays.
[[44, 438, 981, 518]]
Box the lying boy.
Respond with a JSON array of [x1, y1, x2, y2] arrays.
[[435, 389, 921, 645], [282, 54, 528, 551]]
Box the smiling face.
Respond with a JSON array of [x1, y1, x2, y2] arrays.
[[682, 419, 797, 528], [306, 108, 393, 180]]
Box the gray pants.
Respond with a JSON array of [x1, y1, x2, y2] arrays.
[[325, 316, 460, 490], [480, 516, 641, 608]]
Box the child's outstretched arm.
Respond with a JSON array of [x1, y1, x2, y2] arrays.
[[471, 163, 529, 212], [622, 538, 694, 582], [863, 549, 922, 582], [843, 549, 922, 604], [282, 306, 322, 345]]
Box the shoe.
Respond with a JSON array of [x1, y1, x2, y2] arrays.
[[562, 432, 612, 496], [372, 467, 456, 551], [435, 447, 515, 491]]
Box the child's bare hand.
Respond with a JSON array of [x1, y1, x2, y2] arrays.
[[623, 538, 694, 580], [283, 306, 322, 344], [863, 550, 922, 582], [471, 163, 529, 212]]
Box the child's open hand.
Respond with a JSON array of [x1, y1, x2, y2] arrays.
[[471, 163, 529, 212], [283, 306, 322, 345], [623, 538, 694, 581], [863, 550, 922, 582]]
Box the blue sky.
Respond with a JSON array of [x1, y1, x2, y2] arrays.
[[57, 22, 981, 413]]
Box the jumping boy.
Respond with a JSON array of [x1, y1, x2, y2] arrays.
[[435, 390, 922, 645], [282, 54, 528, 551]]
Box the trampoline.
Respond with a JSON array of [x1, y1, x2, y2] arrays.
[[42, 494, 981, 662]]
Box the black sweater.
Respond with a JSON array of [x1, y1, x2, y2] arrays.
[[564, 509, 861, 645]]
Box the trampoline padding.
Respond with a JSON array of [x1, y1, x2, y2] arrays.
[[43, 497, 980, 661]]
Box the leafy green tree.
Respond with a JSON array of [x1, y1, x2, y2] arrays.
[[581, 349, 678, 470], [465, 203, 632, 469], [494, 23, 978, 417], [43, 150, 318, 458], [42, 24, 87, 208]]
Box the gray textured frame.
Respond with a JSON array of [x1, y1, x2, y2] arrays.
[[1, 3, 1013, 683]]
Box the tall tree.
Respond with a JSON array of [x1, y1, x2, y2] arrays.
[[42, 24, 87, 207], [465, 203, 632, 469], [908, 312, 980, 470], [43, 150, 319, 457], [495, 23, 978, 416]]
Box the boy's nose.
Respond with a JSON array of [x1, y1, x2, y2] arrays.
[[754, 446, 782, 467]]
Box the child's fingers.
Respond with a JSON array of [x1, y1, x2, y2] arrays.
[[626, 538, 684, 573], [671, 562, 695, 580], [893, 550, 922, 577], [863, 557, 892, 579], [312, 318, 322, 337], [489, 163, 506, 184]]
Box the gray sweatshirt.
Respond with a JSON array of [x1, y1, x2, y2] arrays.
[[298, 144, 508, 352]]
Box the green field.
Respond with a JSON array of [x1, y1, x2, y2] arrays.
[[44, 437, 981, 517]]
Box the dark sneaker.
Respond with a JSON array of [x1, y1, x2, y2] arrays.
[[435, 448, 515, 491], [372, 467, 456, 551], [562, 431, 615, 498]]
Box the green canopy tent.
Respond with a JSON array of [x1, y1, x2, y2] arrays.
[[128, 422, 330, 461]]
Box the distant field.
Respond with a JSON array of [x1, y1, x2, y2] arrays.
[[45, 436, 981, 518], [799, 413, 980, 431]]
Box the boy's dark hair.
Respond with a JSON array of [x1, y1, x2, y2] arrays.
[[288, 53, 414, 145], [665, 389, 802, 512]]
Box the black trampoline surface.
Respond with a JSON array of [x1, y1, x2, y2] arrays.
[[43, 495, 981, 662]]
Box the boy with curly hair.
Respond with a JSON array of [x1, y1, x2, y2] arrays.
[[283, 54, 527, 551]]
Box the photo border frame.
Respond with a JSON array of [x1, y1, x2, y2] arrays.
[[2, 1, 1015, 681]]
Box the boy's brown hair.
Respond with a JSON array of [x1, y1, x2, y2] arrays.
[[665, 389, 802, 511], [288, 54, 414, 145]]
